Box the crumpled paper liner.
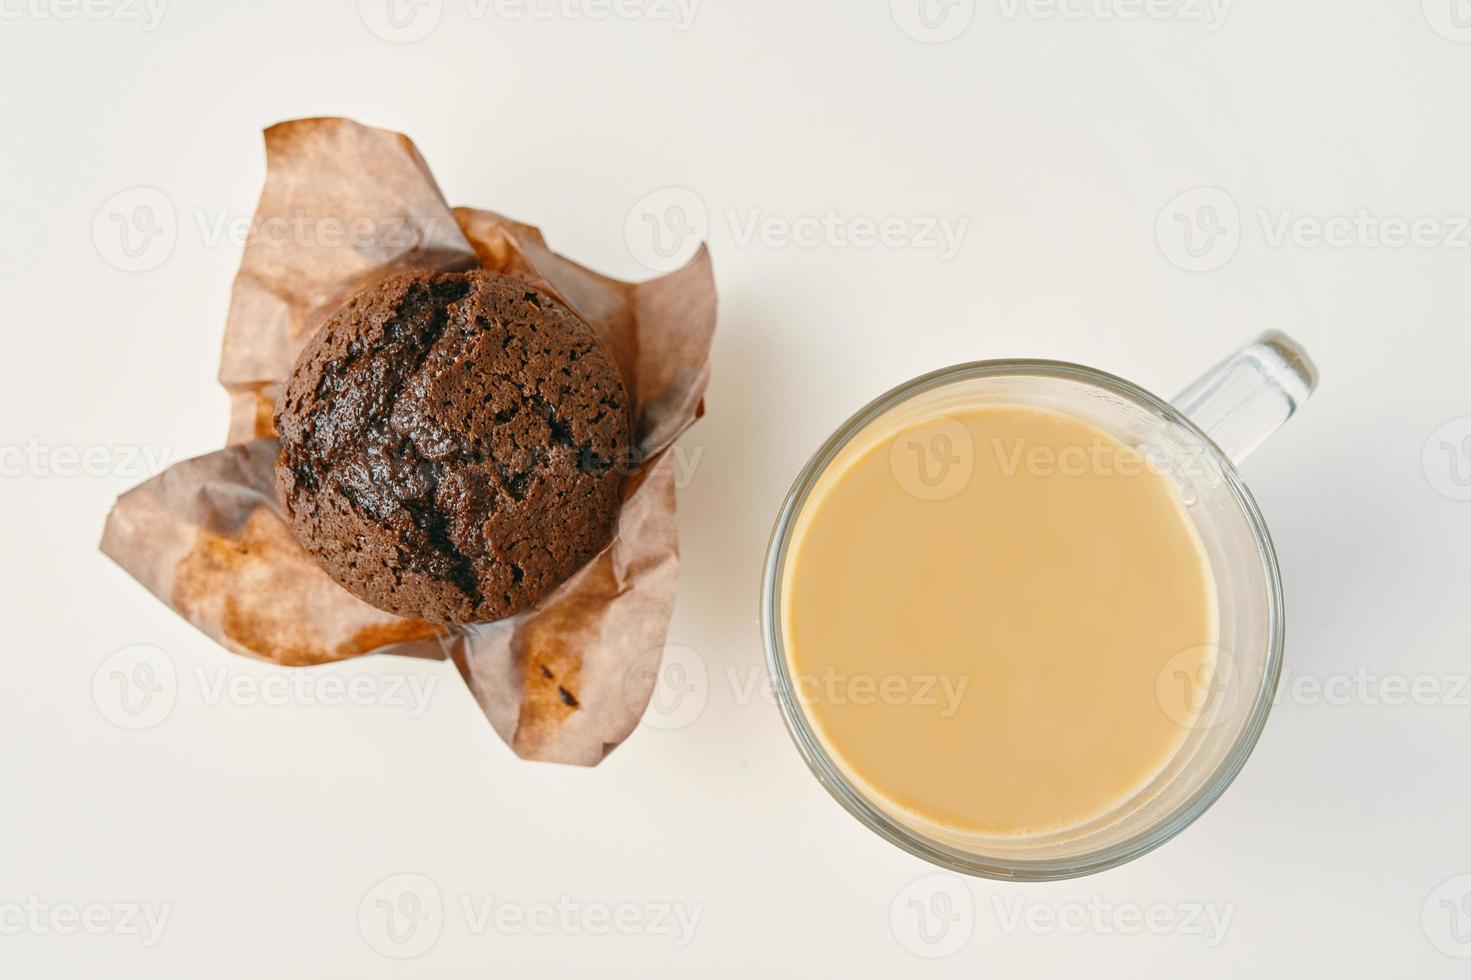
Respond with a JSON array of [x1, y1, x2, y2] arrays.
[[101, 117, 716, 766]]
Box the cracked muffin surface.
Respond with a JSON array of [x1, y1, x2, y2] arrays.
[[274, 269, 632, 624]]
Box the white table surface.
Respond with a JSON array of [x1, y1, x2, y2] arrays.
[[3, 1, 1470, 976]]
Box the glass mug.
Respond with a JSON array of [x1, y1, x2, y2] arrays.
[[760, 332, 1317, 880]]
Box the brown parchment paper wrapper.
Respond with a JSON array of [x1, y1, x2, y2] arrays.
[[101, 118, 716, 766]]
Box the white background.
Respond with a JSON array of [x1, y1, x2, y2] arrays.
[[2, 0, 1470, 976]]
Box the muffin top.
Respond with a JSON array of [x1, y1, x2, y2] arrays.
[[275, 269, 632, 624]]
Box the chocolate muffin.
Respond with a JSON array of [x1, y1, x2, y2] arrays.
[[275, 269, 632, 624]]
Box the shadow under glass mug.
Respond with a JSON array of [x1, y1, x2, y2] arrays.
[[761, 332, 1317, 880]]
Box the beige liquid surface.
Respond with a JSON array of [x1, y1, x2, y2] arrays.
[[780, 403, 1217, 838]]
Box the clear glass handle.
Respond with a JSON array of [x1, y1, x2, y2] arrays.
[[1173, 331, 1319, 465]]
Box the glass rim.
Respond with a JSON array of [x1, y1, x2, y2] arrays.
[[759, 358, 1285, 881]]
